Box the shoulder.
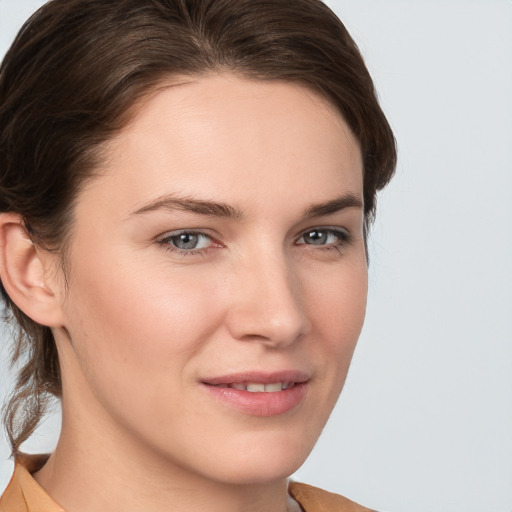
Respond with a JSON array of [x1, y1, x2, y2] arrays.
[[289, 482, 376, 512], [0, 454, 63, 512]]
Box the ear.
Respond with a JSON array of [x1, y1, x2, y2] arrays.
[[0, 213, 65, 327]]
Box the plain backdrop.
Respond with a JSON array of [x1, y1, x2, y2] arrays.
[[1, 1, 511, 511]]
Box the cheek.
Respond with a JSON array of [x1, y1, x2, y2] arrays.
[[62, 252, 225, 399], [303, 257, 368, 387], [308, 258, 367, 343]]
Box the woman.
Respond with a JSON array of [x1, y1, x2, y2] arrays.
[[0, 0, 396, 510]]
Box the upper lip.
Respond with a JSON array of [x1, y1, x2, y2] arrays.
[[201, 370, 310, 386]]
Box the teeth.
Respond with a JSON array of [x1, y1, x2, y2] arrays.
[[237, 382, 292, 392], [213, 381, 296, 392], [246, 383, 265, 392], [264, 382, 282, 392]]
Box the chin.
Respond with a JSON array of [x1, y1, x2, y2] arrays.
[[200, 430, 316, 486], [211, 458, 306, 486]]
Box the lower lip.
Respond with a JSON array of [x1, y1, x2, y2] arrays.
[[202, 382, 308, 417]]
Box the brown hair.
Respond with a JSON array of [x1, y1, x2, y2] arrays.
[[0, 0, 396, 456]]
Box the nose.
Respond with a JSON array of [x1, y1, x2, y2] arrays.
[[225, 254, 311, 348]]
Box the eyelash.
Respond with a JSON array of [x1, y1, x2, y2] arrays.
[[157, 227, 353, 257], [157, 230, 218, 257], [296, 228, 353, 254]]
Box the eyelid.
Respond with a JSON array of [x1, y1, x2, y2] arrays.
[[156, 228, 223, 255], [295, 226, 353, 252], [295, 226, 351, 241], [155, 226, 353, 257], [157, 228, 218, 242]]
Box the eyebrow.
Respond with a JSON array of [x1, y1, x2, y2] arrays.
[[130, 194, 245, 220], [303, 193, 363, 218], [129, 192, 362, 220]]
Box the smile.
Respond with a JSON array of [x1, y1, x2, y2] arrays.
[[201, 372, 310, 416], [212, 382, 295, 392]]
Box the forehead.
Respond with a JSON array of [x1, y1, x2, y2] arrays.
[[81, 73, 363, 218]]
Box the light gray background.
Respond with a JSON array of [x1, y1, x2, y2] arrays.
[[1, 1, 511, 511]]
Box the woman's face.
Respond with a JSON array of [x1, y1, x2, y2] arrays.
[[53, 74, 367, 484]]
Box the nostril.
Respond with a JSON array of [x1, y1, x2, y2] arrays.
[[225, 263, 310, 346], [226, 306, 309, 348]]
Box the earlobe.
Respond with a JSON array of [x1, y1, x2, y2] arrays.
[[0, 213, 65, 327]]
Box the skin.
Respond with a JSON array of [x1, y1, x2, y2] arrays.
[[10, 74, 367, 512]]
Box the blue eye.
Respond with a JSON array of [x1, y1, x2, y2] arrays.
[[297, 228, 349, 247], [160, 231, 213, 252]]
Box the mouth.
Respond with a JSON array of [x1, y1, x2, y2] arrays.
[[210, 381, 297, 392], [201, 371, 310, 416]]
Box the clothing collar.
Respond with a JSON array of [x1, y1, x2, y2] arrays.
[[0, 454, 63, 512]]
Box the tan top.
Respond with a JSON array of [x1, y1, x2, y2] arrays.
[[0, 455, 374, 512]]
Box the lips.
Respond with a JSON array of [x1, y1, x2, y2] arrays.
[[202, 370, 309, 389], [201, 371, 309, 416], [211, 381, 295, 392]]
